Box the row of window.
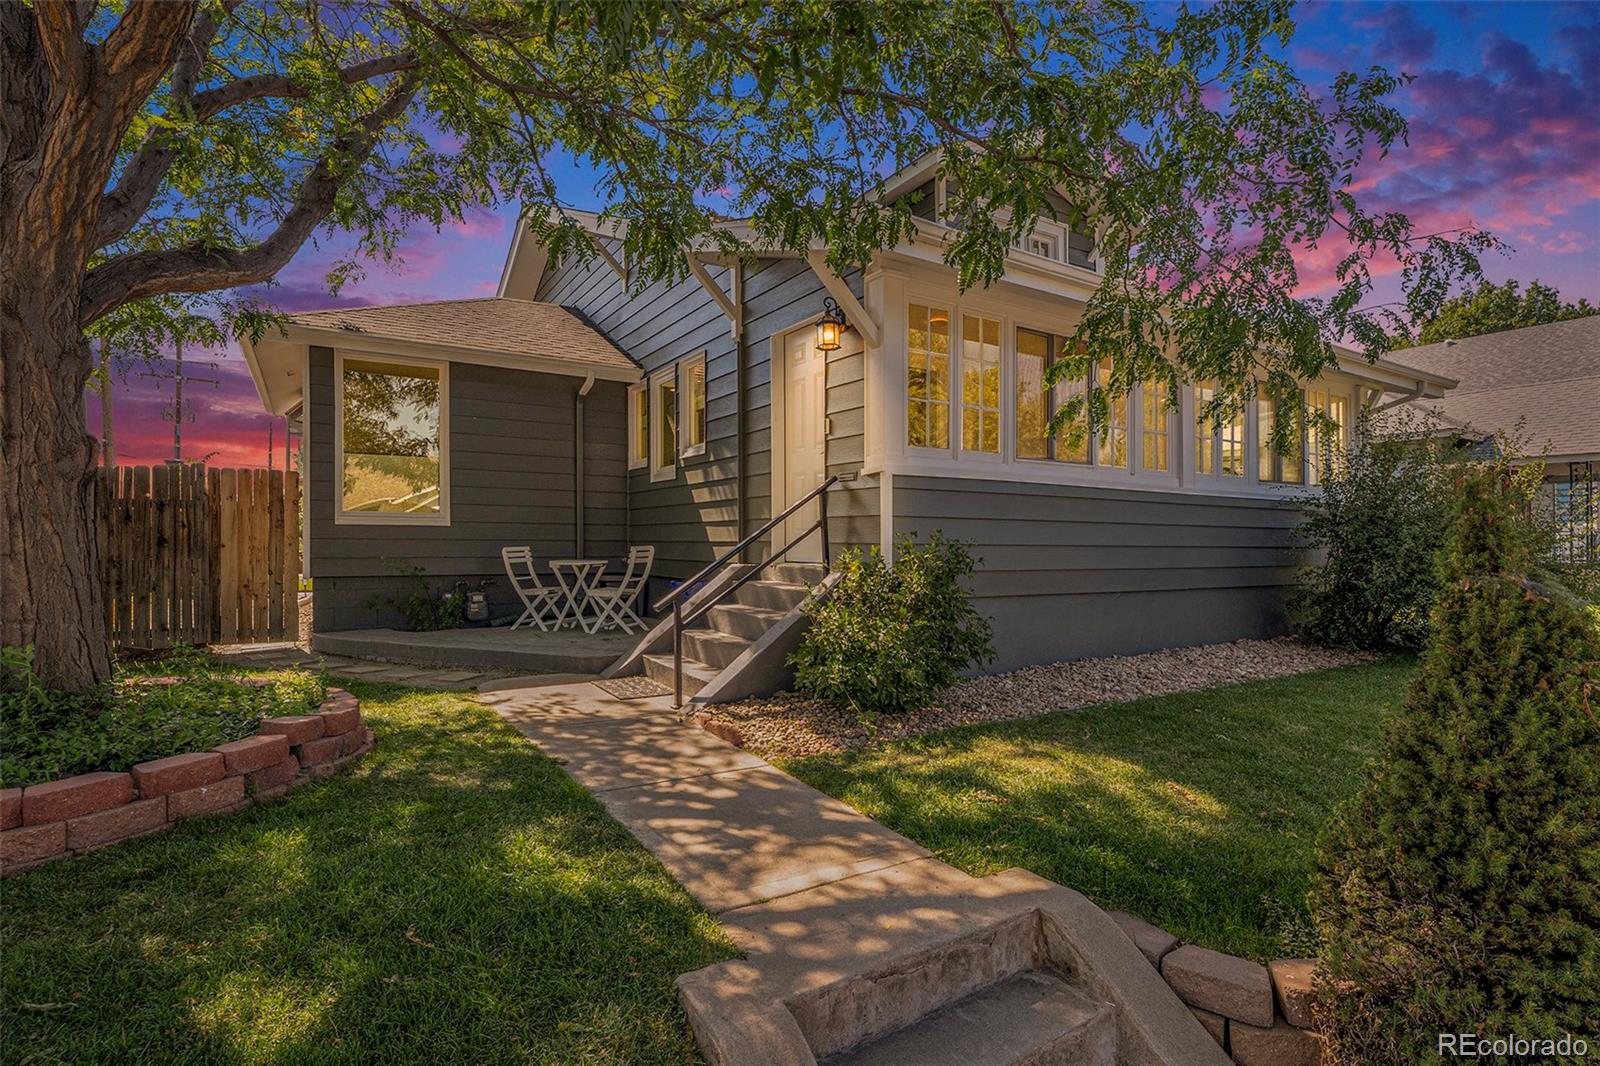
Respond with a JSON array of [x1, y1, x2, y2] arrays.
[[629, 353, 707, 481], [907, 303, 1349, 486]]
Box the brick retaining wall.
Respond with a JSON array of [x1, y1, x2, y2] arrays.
[[0, 689, 372, 876], [1109, 910, 1327, 1065]]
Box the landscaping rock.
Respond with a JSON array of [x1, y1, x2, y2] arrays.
[[1108, 910, 1180, 967], [1, 821, 67, 869], [318, 704, 361, 736], [246, 757, 301, 797], [297, 734, 344, 769], [168, 776, 246, 819], [1269, 958, 1321, 1029], [131, 751, 225, 797], [1160, 945, 1273, 1027], [0, 788, 20, 830], [258, 714, 325, 745], [22, 772, 134, 824], [214, 734, 291, 774], [66, 798, 168, 852], [1188, 1005, 1228, 1048], [1229, 1015, 1327, 1066]]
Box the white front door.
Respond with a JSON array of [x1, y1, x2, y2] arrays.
[[781, 328, 828, 562]]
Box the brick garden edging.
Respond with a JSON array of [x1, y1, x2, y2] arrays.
[[1109, 910, 1328, 1066], [0, 689, 372, 876]]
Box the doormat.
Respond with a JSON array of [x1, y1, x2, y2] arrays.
[[594, 675, 673, 700]]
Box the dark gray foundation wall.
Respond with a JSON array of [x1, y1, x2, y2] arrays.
[[891, 475, 1305, 672], [307, 346, 629, 632]]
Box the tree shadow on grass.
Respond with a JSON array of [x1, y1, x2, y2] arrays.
[[1, 681, 736, 1065]]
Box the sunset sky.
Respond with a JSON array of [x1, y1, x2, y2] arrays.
[[89, 1, 1600, 469]]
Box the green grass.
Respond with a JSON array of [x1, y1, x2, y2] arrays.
[[1, 680, 736, 1064], [780, 659, 1415, 962]]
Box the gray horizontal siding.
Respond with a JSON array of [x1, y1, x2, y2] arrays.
[[891, 475, 1302, 670], [307, 346, 627, 630], [537, 246, 872, 598]]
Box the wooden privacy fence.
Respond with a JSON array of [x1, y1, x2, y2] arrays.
[[99, 465, 300, 649]]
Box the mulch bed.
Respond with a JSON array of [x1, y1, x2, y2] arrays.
[[701, 638, 1380, 759]]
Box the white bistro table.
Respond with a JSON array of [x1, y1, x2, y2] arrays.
[[548, 559, 609, 631]]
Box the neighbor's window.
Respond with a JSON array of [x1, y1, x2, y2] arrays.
[[651, 366, 678, 481], [1141, 380, 1170, 472], [1258, 387, 1304, 484], [337, 356, 446, 522], [628, 382, 648, 469], [681, 352, 707, 458], [961, 314, 1001, 454], [908, 303, 951, 449]]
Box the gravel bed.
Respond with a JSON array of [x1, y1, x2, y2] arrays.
[[703, 638, 1380, 759]]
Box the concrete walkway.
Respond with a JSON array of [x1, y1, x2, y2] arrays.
[[482, 681, 933, 912]]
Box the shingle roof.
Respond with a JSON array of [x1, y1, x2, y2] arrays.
[[287, 297, 637, 375], [1397, 317, 1600, 460]]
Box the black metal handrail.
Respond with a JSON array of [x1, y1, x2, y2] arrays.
[[658, 475, 838, 707]]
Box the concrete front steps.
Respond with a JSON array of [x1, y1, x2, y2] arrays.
[[634, 561, 829, 702], [678, 859, 1230, 1066]]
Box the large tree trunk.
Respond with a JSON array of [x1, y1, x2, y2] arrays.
[[0, 294, 112, 690]]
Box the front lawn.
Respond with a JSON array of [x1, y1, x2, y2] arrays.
[[2, 679, 736, 1064], [780, 659, 1413, 962]]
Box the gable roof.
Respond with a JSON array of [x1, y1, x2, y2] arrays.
[[1396, 316, 1600, 461], [239, 297, 639, 415]]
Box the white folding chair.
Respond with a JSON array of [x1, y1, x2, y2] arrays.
[[502, 547, 561, 631], [583, 546, 654, 634]]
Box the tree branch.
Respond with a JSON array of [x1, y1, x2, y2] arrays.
[[80, 73, 419, 326]]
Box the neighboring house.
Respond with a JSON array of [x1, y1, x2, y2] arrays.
[[241, 156, 1454, 675], [1393, 316, 1600, 561]]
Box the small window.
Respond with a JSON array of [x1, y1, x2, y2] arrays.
[[336, 355, 447, 524], [1141, 380, 1170, 472], [1195, 380, 1218, 476], [650, 367, 678, 481], [681, 353, 707, 458], [627, 382, 648, 470], [1026, 234, 1058, 259], [908, 303, 951, 449], [1222, 398, 1246, 478], [961, 314, 1001, 454]]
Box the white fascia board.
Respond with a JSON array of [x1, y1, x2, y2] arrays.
[[279, 324, 642, 383]]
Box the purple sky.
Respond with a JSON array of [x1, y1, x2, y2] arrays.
[[91, 1, 1600, 469]]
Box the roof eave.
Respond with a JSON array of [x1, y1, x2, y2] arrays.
[[275, 322, 642, 383]]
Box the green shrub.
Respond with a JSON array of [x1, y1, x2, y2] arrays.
[[372, 559, 465, 631], [790, 533, 994, 715], [1292, 411, 1467, 650], [1311, 469, 1600, 1064], [0, 647, 328, 788]]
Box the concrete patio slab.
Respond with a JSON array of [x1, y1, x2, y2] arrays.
[[312, 625, 634, 674]]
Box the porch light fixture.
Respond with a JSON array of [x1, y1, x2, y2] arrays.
[[815, 297, 847, 352]]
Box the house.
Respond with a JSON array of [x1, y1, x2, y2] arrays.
[[1391, 316, 1599, 560], [241, 158, 1456, 690]]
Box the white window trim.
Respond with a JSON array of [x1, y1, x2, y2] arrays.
[[627, 381, 648, 469], [333, 349, 450, 526], [649, 364, 678, 483], [680, 351, 708, 460]]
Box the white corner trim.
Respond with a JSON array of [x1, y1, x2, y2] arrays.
[[805, 251, 882, 349]]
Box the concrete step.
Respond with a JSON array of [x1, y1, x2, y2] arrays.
[[774, 561, 829, 587], [706, 603, 785, 642], [825, 971, 1116, 1066], [733, 579, 810, 613], [643, 653, 718, 698], [682, 627, 752, 669]]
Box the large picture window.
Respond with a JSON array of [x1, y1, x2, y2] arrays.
[[908, 303, 951, 449], [336, 355, 447, 523]]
